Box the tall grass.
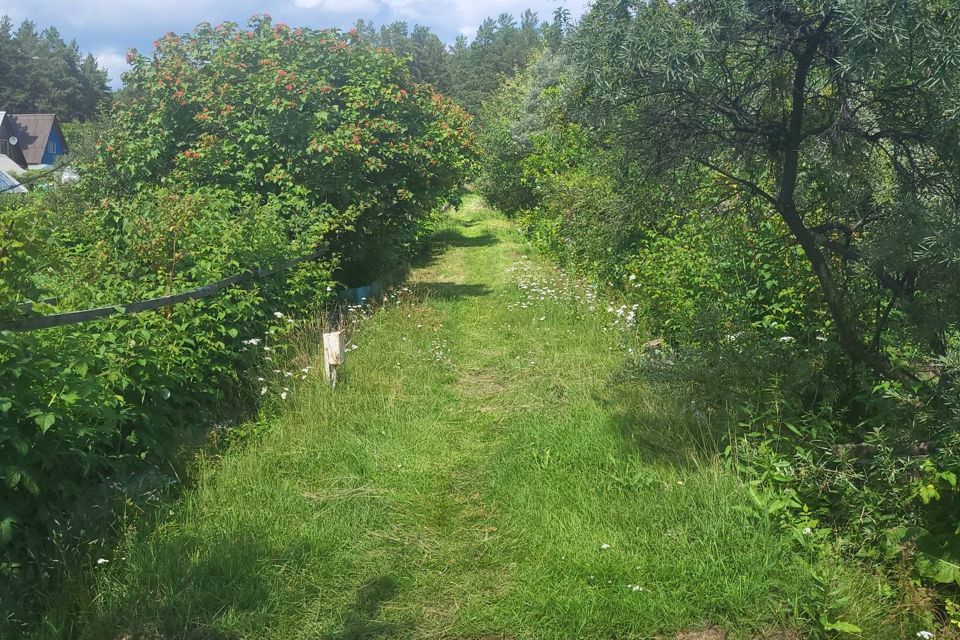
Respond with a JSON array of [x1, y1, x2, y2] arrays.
[[33, 195, 910, 639]]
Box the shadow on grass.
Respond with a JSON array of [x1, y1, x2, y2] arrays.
[[600, 383, 724, 468], [412, 229, 499, 269], [323, 575, 410, 640], [77, 534, 278, 639], [74, 529, 410, 640], [412, 282, 491, 301], [430, 229, 498, 249]]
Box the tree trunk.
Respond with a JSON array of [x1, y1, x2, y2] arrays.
[[774, 21, 907, 383]]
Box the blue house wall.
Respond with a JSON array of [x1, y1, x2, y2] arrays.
[[40, 126, 67, 166]]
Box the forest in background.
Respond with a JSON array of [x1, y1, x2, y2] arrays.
[[0, 10, 556, 123], [0, 16, 109, 121]]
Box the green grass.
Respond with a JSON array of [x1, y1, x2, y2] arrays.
[[38, 195, 904, 639]]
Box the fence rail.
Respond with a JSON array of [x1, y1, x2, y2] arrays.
[[1, 245, 328, 332]]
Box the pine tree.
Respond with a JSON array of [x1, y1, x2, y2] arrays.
[[0, 16, 108, 121]]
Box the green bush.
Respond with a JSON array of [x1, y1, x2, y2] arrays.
[[476, 35, 960, 613], [0, 15, 474, 624]]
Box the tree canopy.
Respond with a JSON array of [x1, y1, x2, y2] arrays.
[[351, 11, 558, 115], [570, 0, 960, 382], [0, 16, 109, 121]]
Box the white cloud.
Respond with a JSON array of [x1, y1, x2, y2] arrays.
[[94, 49, 130, 87], [292, 0, 379, 13], [0, 6, 21, 22], [2, 0, 592, 90]]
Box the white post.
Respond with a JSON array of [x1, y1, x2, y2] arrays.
[[323, 331, 345, 388]]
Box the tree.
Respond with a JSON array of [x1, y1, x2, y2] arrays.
[[571, 0, 960, 382], [409, 25, 450, 91], [444, 10, 550, 113], [0, 16, 109, 121], [96, 17, 475, 282], [358, 21, 452, 91]]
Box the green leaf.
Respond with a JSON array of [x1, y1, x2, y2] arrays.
[[822, 618, 863, 634], [915, 539, 960, 584], [919, 483, 940, 504], [34, 413, 56, 433], [892, 527, 960, 584], [19, 472, 39, 495], [4, 468, 22, 488], [0, 514, 16, 545], [941, 471, 957, 488]]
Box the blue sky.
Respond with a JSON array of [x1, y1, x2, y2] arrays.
[[2, 0, 587, 87]]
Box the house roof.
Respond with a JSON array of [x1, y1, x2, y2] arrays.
[[5, 113, 68, 166], [0, 112, 28, 169], [0, 168, 28, 194], [0, 154, 25, 173]]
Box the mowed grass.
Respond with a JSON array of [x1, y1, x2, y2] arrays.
[[40, 195, 900, 639]]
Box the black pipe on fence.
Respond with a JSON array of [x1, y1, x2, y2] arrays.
[[0, 245, 329, 332]]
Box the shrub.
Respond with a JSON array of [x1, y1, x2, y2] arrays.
[[0, 16, 474, 626], [91, 16, 474, 283], [477, 35, 960, 610]]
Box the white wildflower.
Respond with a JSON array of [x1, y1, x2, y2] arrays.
[[260, 386, 268, 396], [280, 391, 288, 400], [779, 336, 795, 343], [803, 527, 812, 535], [628, 274, 637, 281], [600, 543, 611, 550], [96, 558, 109, 565], [242, 338, 261, 346], [273, 311, 284, 318], [916, 632, 934, 640]]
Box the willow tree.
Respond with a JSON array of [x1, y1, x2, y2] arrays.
[[572, 0, 960, 381]]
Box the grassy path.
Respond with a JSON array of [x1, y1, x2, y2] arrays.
[[53, 196, 891, 639]]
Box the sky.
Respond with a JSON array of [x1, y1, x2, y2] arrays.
[[1, 0, 588, 87]]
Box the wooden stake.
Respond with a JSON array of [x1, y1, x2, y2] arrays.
[[323, 331, 345, 388]]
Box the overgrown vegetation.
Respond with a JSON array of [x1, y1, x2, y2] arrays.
[[477, 0, 960, 632], [349, 9, 562, 115], [0, 16, 473, 631], [34, 197, 914, 639], [5, 0, 960, 635]]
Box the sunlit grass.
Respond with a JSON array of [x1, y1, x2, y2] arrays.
[[38, 194, 905, 639]]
